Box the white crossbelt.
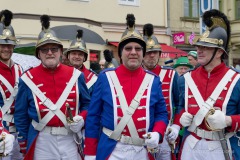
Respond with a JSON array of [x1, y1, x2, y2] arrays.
[[106, 71, 153, 146], [86, 74, 97, 89], [159, 69, 175, 123], [184, 69, 236, 132], [21, 68, 81, 131], [0, 64, 21, 123], [103, 127, 145, 145]]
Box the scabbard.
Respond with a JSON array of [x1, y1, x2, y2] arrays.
[[218, 130, 231, 160]]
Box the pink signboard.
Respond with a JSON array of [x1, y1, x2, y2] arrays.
[[173, 32, 185, 44]]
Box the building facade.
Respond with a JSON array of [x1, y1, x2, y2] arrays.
[[1, 0, 239, 68], [169, 0, 240, 68]]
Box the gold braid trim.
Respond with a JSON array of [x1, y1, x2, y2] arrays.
[[198, 37, 224, 46]]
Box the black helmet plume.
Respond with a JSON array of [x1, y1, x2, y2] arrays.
[[126, 14, 135, 29], [76, 29, 83, 39], [0, 9, 13, 27], [104, 49, 113, 62], [143, 23, 153, 37], [40, 15, 50, 31]]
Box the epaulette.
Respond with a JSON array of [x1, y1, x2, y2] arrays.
[[101, 67, 116, 73], [180, 68, 196, 77], [229, 66, 240, 73], [89, 68, 98, 75], [144, 69, 158, 77], [22, 67, 34, 74], [161, 66, 174, 70]]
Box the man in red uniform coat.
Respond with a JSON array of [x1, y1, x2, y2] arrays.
[[0, 9, 23, 160], [84, 14, 168, 160], [177, 9, 240, 160], [64, 30, 97, 95], [14, 15, 90, 160], [142, 23, 180, 160]]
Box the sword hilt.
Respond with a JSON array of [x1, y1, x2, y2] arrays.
[[204, 108, 221, 131], [66, 103, 74, 123]]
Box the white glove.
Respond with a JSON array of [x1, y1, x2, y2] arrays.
[[180, 112, 193, 127], [206, 110, 227, 130], [0, 132, 14, 156], [69, 115, 84, 133], [143, 132, 160, 148], [166, 124, 180, 143], [85, 155, 96, 160]]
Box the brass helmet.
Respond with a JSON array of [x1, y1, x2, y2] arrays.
[[64, 30, 88, 62], [35, 15, 63, 58], [0, 10, 17, 45], [194, 9, 230, 56], [118, 14, 146, 58], [143, 23, 161, 53]]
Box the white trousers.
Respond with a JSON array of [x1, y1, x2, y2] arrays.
[[156, 136, 171, 160], [108, 142, 149, 160], [181, 135, 225, 160], [34, 132, 81, 160]]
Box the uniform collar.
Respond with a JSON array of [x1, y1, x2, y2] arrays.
[[199, 62, 226, 76], [117, 64, 143, 76], [0, 59, 14, 70], [40, 63, 62, 73]]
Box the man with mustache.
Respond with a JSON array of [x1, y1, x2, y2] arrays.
[[84, 14, 168, 160], [14, 15, 90, 159]]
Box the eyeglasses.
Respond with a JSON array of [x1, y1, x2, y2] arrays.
[[124, 46, 143, 52], [39, 47, 59, 54]]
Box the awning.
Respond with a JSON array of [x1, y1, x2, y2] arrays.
[[108, 42, 119, 47], [52, 25, 105, 45], [14, 43, 36, 55], [108, 42, 187, 58], [161, 44, 187, 58]]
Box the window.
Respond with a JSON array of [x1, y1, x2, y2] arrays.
[[236, 0, 240, 19], [118, 0, 139, 6], [184, 0, 199, 18]]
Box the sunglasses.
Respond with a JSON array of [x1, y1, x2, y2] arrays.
[[124, 46, 143, 52], [39, 47, 59, 54]]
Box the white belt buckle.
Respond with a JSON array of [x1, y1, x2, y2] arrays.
[[121, 135, 131, 144], [50, 127, 68, 136]]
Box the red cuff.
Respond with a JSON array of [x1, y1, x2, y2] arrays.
[[173, 110, 185, 127], [152, 121, 167, 143], [228, 115, 240, 132], [19, 140, 27, 155], [84, 137, 98, 155], [80, 110, 87, 120]]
